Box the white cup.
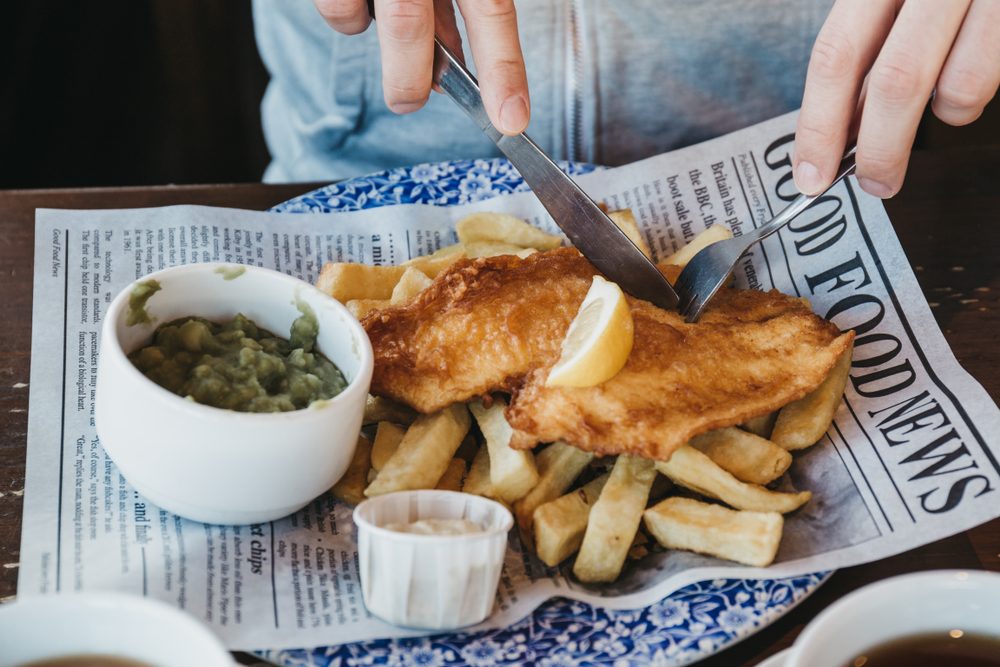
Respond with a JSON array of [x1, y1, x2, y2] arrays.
[[786, 569, 1000, 667], [353, 490, 513, 631], [0, 593, 233, 666]]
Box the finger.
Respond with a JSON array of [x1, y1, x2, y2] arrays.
[[431, 0, 464, 93], [855, 0, 971, 198], [433, 0, 463, 59], [794, 0, 897, 195], [456, 0, 530, 134], [849, 76, 870, 139], [374, 0, 436, 113], [931, 0, 1000, 126], [314, 0, 371, 35]]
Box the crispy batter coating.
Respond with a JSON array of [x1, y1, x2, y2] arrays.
[[363, 249, 853, 460], [506, 289, 854, 460], [362, 248, 595, 412]]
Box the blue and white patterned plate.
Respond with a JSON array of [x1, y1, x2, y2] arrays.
[[265, 157, 830, 666]]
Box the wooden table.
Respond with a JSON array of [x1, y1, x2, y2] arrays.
[[1, 151, 997, 666]]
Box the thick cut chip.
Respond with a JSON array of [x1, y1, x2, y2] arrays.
[[573, 456, 656, 583], [660, 224, 733, 269], [607, 209, 652, 260], [689, 427, 792, 486], [643, 497, 784, 567], [365, 250, 852, 465], [772, 343, 853, 450], [456, 212, 562, 250], [741, 412, 778, 438], [371, 421, 406, 472], [363, 395, 416, 426], [513, 442, 593, 537], [402, 252, 465, 278], [364, 404, 471, 497], [463, 444, 498, 499], [435, 458, 467, 491], [317, 263, 406, 302], [331, 436, 372, 506], [470, 398, 539, 503], [463, 241, 535, 258], [655, 446, 810, 513], [533, 474, 609, 567], [390, 267, 433, 305], [418, 243, 466, 260], [346, 299, 389, 319]]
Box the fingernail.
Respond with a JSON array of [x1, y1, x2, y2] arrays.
[[388, 100, 424, 114], [793, 161, 824, 195], [857, 177, 895, 199], [499, 95, 529, 134]]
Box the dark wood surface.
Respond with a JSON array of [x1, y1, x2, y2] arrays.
[[1, 154, 997, 665]]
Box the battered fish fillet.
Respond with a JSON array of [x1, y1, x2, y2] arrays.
[[506, 289, 854, 460], [363, 249, 854, 460], [363, 248, 595, 413]]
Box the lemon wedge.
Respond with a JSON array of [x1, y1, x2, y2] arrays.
[[546, 276, 634, 387]]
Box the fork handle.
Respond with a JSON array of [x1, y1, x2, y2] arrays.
[[747, 145, 857, 244]]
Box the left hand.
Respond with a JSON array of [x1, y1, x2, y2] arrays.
[[793, 0, 1000, 199]]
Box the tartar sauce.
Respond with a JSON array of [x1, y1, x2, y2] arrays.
[[383, 519, 484, 535]]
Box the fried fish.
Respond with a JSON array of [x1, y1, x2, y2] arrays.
[[362, 248, 595, 413], [362, 249, 854, 461]]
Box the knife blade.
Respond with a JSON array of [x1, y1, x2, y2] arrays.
[[430, 38, 679, 310]]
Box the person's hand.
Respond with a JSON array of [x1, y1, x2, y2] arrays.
[[794, 0, 1000, 198], [313, 0, 530, 135]]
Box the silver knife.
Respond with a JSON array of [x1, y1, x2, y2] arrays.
[[363, 3, 677, 308], [430, 38, 679, 310]]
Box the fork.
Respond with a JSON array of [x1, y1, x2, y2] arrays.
[[674, 146, 857, 322]]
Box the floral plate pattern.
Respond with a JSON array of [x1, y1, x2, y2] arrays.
[[265, 157, 830, 666]]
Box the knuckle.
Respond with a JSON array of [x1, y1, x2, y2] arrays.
[[338, 19, 371, 35], [384, 82, 429, 108], [381, 0, 432, 41], [314, 0, 362, 26], [482, 56, 525, 82], [937, 67, 993, 112], [857, 146, 903, 176], [934, 102, 983, 126], [796, 118, 838, 149], [468, 0, 517, 21], [809, 30, 856, 82], [869, 54, 926, 103]]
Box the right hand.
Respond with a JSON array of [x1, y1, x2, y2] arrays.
[[313, 0, 531, 135]]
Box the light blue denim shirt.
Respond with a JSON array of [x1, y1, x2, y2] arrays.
[[253, 0, 833, 182]]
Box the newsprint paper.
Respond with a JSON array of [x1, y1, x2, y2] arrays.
[[19, 112, 1000, 649]]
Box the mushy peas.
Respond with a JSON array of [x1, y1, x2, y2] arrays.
[[128, 304, 347, 412]]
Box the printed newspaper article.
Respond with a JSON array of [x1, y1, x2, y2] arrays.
[[20, 113, 1000, 648]]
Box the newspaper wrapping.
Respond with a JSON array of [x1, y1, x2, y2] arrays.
[[18, 113, 1000, 649]]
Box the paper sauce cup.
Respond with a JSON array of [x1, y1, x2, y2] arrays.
[[353, 490, 513, 630]]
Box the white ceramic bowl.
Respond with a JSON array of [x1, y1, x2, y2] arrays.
[[96, 263, 373, 525], [354, 490, 513, 630], [0, 593, 233, 666], [786, 570, 1000, 667]]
